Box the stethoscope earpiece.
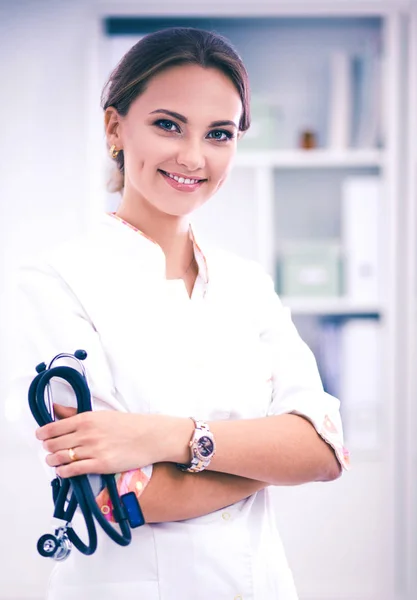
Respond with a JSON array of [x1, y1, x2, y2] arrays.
[[74, 349, 88, 361]]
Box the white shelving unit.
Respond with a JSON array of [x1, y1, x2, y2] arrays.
[[281, 296, 383, 315], [226, 149, 386, 311], [234, 148, 385, 168], [88, 3, 415, 600]]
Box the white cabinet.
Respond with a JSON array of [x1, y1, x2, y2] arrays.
[[95, 5, 415, 600]]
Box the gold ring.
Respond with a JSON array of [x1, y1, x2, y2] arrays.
[[68, 448, 78, 462]]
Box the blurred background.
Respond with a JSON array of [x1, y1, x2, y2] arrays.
[[1, 0, 416, 599]]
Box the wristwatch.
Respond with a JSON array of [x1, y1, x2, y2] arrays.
[[177, 418, 216, 473]]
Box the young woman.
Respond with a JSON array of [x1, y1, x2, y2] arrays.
[[12, 27, 349, 600]]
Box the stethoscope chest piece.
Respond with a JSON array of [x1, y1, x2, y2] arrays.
[[37, 527, 72, 561]]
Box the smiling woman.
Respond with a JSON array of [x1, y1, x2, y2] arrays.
[[105, 64, 242, 215], [100, 28, 251, 284], [10, 26, 349, 600], [102, 28, 250, 192]]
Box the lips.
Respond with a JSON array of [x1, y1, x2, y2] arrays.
[[158, 169, 206, 193], [159, 170, 206, 184]]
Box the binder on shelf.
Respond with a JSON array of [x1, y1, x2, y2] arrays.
[[351, 53, 383, 149], [339, 319, 381, 450], [317, 319, 341, 400], [327, 51, 352, 150], [341, 176, 381, 302], [327, 50, 382, 150]]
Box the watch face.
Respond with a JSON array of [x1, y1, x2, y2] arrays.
[[198, 435, 214, 457]]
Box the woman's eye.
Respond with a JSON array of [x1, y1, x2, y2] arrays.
[[207, 130, 234, 142], [155, 119, 180, 133]]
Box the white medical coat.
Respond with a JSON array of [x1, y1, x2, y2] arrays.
[[8, 212, 349, 600]]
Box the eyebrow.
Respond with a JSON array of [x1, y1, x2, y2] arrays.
[[150, 108, 238, 129]]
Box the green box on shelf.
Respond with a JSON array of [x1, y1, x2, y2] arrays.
[[239, 96, 277, 150], [279, 240, 342, 297]]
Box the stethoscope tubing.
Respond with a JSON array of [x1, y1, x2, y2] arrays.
[[28, 352, 133, 557]]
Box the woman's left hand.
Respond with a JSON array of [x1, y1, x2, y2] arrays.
[[36, 404, 193, 478]]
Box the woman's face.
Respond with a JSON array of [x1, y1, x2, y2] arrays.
[[106, 64, 243, 217]]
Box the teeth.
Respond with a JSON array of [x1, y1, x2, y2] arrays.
[[166, 172, 200, 185]]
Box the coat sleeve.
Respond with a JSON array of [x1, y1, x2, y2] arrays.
[[252, 265, 350, 471], [4, 258, 153, 490]]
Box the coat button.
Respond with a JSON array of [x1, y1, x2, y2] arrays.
[[234, 596, 243, 600], [222, 512, 231, 521]]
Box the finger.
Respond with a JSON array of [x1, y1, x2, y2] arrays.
[[56, 458, 102, 479], [36, 412, 88, 441], [53, 404, 77, 419], [42, 433, 80, 454], [45, 446, 89, 468]]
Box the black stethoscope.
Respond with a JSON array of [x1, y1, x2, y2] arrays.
[[28, 349, 144, 561]]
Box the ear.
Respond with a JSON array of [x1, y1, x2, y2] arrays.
[[104, 107, 123, 151]]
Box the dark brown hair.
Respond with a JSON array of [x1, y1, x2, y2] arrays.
[[101, 27, 251, 192]]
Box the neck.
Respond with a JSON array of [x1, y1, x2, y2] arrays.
[[116, 194, 194, 280]]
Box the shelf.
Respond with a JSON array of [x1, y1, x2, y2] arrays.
[[280, 296, 383, 316], [234, 149, 384, 169]]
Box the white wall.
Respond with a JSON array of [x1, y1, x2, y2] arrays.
[[0, 0, 102, 379], [0, 1, 97, 597]]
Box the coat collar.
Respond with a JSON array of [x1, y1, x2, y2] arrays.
[[103, 212, 209, 285]]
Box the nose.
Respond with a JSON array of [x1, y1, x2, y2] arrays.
[[176, 138, 206, 172]]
